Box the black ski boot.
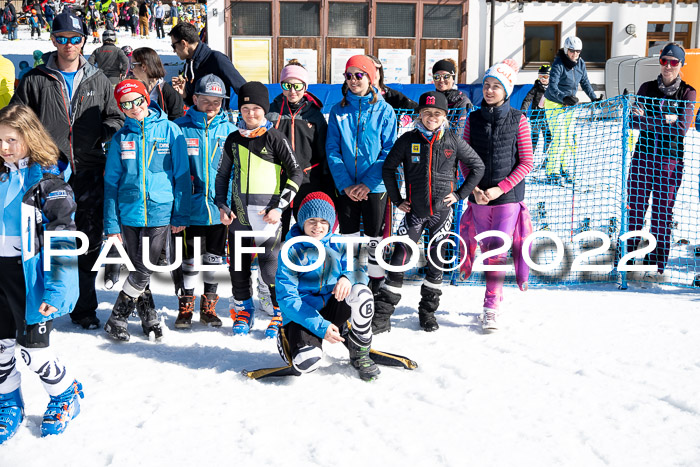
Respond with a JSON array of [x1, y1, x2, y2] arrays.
[[372, 285, 401, 335], [347, 332, 380, 381], [137, 289, 163, 340], [368, 277, 384, 297], [104, 291, 136, 341], [418, 283, 442, 332]]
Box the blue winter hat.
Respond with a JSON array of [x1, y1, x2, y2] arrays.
[[297, 192, 336, 232], [660, 43, 685, 65]]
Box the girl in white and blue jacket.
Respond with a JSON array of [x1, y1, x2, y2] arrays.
[[0, 104, 84, 443], [326, 55, 397, 293], [103, 80, 191, 342]]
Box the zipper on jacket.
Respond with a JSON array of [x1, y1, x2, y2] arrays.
[[354, 98, 362, 184], [204, 118, 212, 224], [245, 142, 252, 206], [141, 121, 148, 226], [48, 73, 76, 172]]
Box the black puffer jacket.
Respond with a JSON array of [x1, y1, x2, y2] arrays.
[[383, 86, 418, 111], [383, 125, 484, 218], [520, 79, 547, 112], [11, 53, 124, 171], [468, 102, 525, 206], [440, 87, 472, 133], [267, 92, 327, 187], [87, 43, 129, 85]]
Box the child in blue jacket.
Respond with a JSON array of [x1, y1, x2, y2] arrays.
[[326, 55, 397, 294], [103, 80, 191, 342], [0, 104, 84, 443], [172, 74, 235, 329], [275, 192, 380, 381]]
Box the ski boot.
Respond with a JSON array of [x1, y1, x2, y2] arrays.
[[265, 307, 282, 339], [231, 298, 255, 335], [418, 283, 441, 332], [372, 282, 401, 335], [175, 295, 194, 329], [347, 333, 380, 381], [137, 289, 163, 340], [0, 388, 24, 444], [481, 307, 499, 333], [104, 291, 136, 341], [71, 314, 100, 330], [256, 277, 274, 316], [41, 380, 84, 437], [561, 170, 574, 185], [200, 293, 222, 327]]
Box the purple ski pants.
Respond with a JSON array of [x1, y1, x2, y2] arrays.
[[470, 203, 521, 310]]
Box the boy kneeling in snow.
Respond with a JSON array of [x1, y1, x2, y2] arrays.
[[275, 192, 380, 381]]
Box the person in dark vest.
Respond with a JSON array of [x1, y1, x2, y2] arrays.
[[458, 59, 534, 334], [627, 43, 696, 275]]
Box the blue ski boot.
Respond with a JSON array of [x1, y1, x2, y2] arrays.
[[0, 388, 24, 444], [264, 307, 282, 339], [231, 298, 255, 335], [41, 380, 84, 437]]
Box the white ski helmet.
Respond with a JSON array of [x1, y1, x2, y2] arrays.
[[564, 36, 583, 51]]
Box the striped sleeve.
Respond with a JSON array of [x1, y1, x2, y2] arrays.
[[497, 114, 534, 193]]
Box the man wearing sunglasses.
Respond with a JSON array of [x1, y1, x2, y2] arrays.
[[169, 21, 246, 107], [12, 12, 124, 331]]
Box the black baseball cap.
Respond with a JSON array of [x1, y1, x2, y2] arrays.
[[52, 13, 87, 36]]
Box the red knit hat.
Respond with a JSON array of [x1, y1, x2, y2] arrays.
[[345, 55, 377, 85], [114, 79, 150, 109]]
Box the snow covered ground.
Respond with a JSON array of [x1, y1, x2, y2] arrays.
[[3, 26, 700, 467], [2, 273, 700, 467]]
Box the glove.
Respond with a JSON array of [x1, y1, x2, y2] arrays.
[[593, 95, 604, 102], [562, 95, 579, 106]]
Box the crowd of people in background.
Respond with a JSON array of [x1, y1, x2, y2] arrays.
[[0, 7, 696, 443]]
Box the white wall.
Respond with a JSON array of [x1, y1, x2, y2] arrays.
[[467, 0, 699, 92], [207, 0, 227, 54]]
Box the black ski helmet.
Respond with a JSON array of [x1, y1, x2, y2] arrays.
[[103, 30, 117, 43], [538, 65, 551, 75]]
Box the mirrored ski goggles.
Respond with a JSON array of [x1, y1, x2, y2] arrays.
[[281, 82, 305, 92], [119, 95, 146, 111], [432, 73, 455, 82], [54, 35, 83, 45], [344, 72, 367, 81], [659, 57, 681, 67]]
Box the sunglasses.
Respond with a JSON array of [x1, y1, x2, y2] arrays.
[[568, 49, 582, 54], [171, 40, 182, 51], [432, 73, 454, 82], [54, 35, 83, 45], [281, 82, 305, 92], [344, 72, 367, 81], [119, 95, 146, 111], [130, 61, 141, 70], [660, 57, 681, 67]]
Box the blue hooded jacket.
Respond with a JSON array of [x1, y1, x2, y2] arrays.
[[326, 89, 397, 194], [276, 224, 368, 339], [0, 160, 79, 325], [174, 107, 235, 226], [544, 49, 597, 105], [104, 105, 191, 234]]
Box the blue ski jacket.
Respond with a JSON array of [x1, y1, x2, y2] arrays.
[[104, 105, 191, 234], [326, 89, 397, 194], [0, 160, 79, 325], [544, 49, 597, 104], [276, 224, 368, 339], [174, 107, 235, 226]]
